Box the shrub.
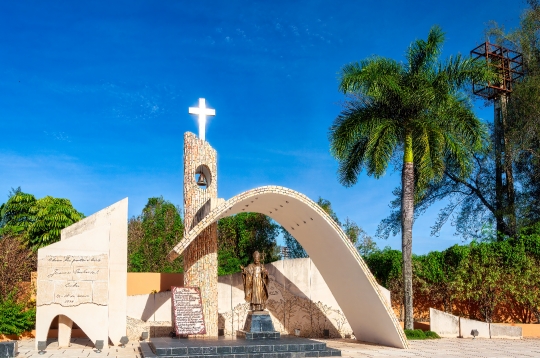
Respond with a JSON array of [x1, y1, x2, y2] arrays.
[[404, 329, 426, 339], [404, 329, 440, 340], [0, 293, 36, 335], [424, 330, 441, 339]]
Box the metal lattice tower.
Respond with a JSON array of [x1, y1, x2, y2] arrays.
[[470, 42, 524, 236]]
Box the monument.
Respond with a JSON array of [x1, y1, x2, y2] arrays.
[[35, 198, 128, 349], [34, 97, 408, 354], [168, 99, 408, 349], [237, 251, 280, 340]]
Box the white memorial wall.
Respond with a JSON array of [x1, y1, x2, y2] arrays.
[[35, 198, 128, 349]]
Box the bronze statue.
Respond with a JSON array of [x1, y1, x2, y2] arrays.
[[240, 251, 269, 311]]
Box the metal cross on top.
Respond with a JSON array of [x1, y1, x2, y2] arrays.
[[189, 98, 215, 141]]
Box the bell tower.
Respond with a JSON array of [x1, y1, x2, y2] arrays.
[[182, 99, 219, 337]]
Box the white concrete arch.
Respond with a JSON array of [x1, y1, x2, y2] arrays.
[[170, 186, 408, 349]]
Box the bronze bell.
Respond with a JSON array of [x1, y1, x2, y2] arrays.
[[196, 172, 207, 187]]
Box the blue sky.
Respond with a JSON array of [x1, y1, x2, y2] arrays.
[[0, 1, 526, 254]]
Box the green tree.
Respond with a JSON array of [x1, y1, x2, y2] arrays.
[[330, 26, 492, 328], [0, 190, 37, 238], [282, 226, 308, 259], [128, 197, 184, 273], [363, 247, 405, 319], [452, 241, 507, 323], [282, 197, 371, 258], [316, 197, 341, 226], [0, 190, 83, 250], [342, 217, 378, 256], [25, 196, 83, 250], [217, 213, 279, 275], [487, 1, 540, 227], [510, 226, 540, 323], [415, 245, 469, 314]]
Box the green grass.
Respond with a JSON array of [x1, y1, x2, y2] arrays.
[[404, 329, 441, 340]]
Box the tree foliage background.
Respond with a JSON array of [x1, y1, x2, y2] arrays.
[[283, 197, 375, 258], [217, 212, 280, 275], [376, 1, 540, 242], [364, 225, 540, 323], [0, 188, 83, 251], [127, 197, 184, 273]]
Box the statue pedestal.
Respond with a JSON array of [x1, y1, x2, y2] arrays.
[[237, 311, 280, 340]]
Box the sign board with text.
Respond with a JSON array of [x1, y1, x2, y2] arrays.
[[171, 286, 206, 335]]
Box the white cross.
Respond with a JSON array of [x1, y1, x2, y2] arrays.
[[188, 98, 215, 141]]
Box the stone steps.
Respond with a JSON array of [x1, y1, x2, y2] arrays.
[[139, 338, 341, 358]]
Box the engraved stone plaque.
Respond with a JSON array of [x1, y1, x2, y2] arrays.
[[172, 286, 206, 335], [37, 254, 108, 307]]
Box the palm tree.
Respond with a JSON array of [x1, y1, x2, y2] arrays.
[[329, 25, 494, 329]]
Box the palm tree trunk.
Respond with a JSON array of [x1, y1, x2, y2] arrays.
[[401, 133, 414, 330]]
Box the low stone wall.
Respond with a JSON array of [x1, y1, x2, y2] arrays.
[[429, 308, 459, 338], [126, 317, 173, 341], [490, 324, 523, 339], [429, 308, 523, 339], [460, 317, 490, 339]]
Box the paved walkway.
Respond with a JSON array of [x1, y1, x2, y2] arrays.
[[12, 337, 540, 358], [325, 338, 540, 358]]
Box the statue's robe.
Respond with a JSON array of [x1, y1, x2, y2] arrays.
[[242, 263, 269, 305]]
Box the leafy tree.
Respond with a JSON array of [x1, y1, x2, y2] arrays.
[[25, 196, 83, 250], [316, 197, 341, 226], [491, 2, 540, 228], [343, 217, 378, 256], [128, 197, 184, 273], [0, 191, 37, 238], [0, 190, 83, 251], [330, 26, 493, 328], [217, 213, 279, 275], [509, 226, 540, 323], [452, 241, 507, 322], [282, 226, 308, 259], [415, 245, 469, 314], [282, 197, 372, 258], [363, 247, 405, 319]]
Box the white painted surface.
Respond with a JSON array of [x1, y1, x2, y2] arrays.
[[36, 198, 128, 349], [170, 186, 407, 348], [127, 292, 173, 322], [378, 285, 391, 308], [460, 317, 491, 339], [430, 308, 459, 338]]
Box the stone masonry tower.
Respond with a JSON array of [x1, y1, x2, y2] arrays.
[[183, 128, 219, 336]]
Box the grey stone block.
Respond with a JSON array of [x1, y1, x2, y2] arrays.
[[0, 341, 17, 358], [429, 308, 459, 338], [490, 324, 522, 339]]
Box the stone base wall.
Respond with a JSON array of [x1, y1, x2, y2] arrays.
[[126, 317, 173, 341]]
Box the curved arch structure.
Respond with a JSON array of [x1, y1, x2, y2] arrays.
[[169, 186, 408, 349]]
